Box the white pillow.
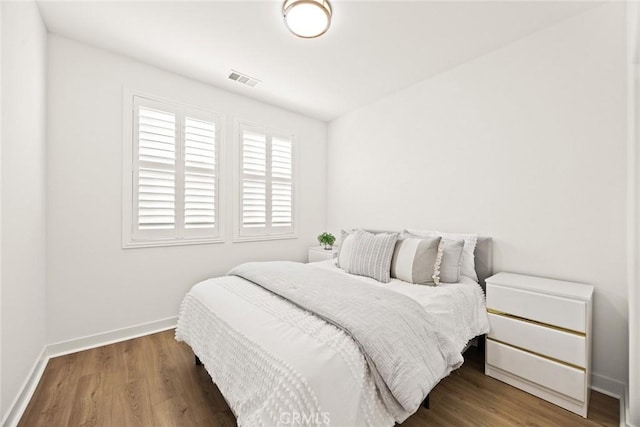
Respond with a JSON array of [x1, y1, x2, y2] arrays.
[[337, 229, 356, 271], [404, 229, 478, 282]]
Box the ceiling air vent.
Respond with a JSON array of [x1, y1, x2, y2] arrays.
[[229, 70, 260, 88]]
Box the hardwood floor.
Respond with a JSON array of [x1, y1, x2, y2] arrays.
[[19, 330, 618, 426]]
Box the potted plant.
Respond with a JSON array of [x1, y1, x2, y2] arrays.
[[317, 232, 336, 250]]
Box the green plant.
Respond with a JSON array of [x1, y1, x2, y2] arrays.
[[317, 232, 336, 249]]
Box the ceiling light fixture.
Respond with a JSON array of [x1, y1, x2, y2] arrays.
[[282, 0, 332, 39]]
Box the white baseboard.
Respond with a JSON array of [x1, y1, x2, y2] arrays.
[[590, 372, 628, 427], [622, 384, 629, 427], [46, 316, 177, 358], [1, 316, 178, 427], [592, 372, 626, 399], [1, 347, 48, 427], [623, 382, 636, 427]]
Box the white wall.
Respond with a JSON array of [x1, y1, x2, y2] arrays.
[[630, 61, 639, 425], [328, 3, 628, 391], [46, 35, 327, 344], [0, 0, 4, 415], [629, 2, 640, 422], [0, 1, 47, 420]]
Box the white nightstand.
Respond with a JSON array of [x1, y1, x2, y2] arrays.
[[484, 272, 594, 417], [308, 246, 338, 263]]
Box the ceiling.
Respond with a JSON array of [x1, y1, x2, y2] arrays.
[[37, 1, 599, 121]]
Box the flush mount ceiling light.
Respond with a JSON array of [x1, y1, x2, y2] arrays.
[[282, 0, 332, 39]]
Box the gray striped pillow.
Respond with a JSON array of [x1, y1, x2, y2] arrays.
[[391, 236, 442, 285], [347, 230, 399, 283]]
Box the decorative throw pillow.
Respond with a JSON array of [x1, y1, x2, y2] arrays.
[[433, 238, 465, 283], [337, 228, 388, 271], [402, 231, 464, 283], [337, 229, 356, 270], [405, 229, 478, 282], [348, 230, 399, 283], [391, 236, 442, 285]]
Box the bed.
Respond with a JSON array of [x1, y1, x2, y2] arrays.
[[175, 236, 492, 426]]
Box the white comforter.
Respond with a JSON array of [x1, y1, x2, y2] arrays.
[[175, 260, 489, 427]]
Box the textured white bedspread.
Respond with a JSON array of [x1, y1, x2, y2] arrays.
[[175, 260, 489, 427]]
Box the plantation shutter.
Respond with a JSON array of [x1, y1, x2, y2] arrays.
[[239, 123, 294, 237], [184, 116, 218, 237], [241, 128, 267, 234], [134, 99, 177, 240], [130, 96, 220, 244], [271, 137, 293, 230]]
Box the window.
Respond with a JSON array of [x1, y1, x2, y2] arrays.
[[237, 122, 295, 240], [123, 93, 222, 248]]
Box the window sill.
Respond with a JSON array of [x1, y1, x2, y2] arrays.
[[122, 237, 225, 249], [232, 234, 298, 244]]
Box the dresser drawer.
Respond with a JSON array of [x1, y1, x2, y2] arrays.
[[487, 313, 586, 368], [486, 284, 587, 333], [486, 339, 585, 402]]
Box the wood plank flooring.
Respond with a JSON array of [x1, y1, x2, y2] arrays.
[[19, 330, 618, 426]]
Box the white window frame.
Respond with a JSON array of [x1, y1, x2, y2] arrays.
[[122, 90, 225, 248], [233, 120, 297, 242]]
